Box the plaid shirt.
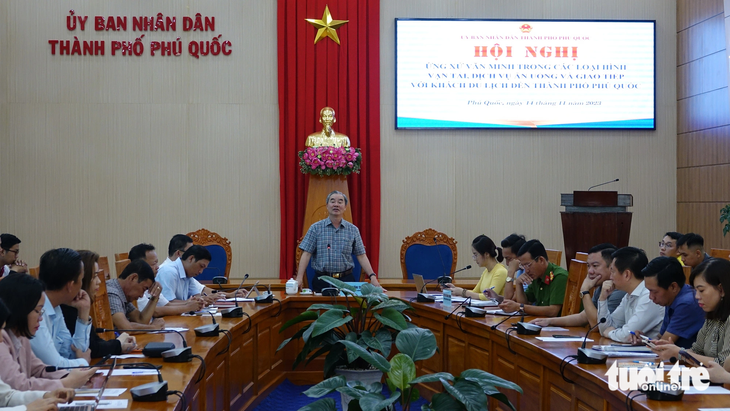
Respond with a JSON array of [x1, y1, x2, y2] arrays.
[[106, 279, 136, 317], [299, 218, 366, 272]]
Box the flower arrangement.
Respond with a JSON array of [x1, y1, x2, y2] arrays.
[[299, 146, 362, 177]]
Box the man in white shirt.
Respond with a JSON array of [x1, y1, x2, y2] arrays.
[[0, 234, 27, 276], [31, 248, 92, 367], [598, 246, 665, 342], [158, 234, 193, 270]]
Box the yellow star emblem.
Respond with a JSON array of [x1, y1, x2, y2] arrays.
[[305, 5, 349, 45]]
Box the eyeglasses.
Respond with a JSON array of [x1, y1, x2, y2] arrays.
[[4, 249, 18, 255], [659, 242, 674, 248], [520, 259, 538, 270], [33, 308, 45, 316]]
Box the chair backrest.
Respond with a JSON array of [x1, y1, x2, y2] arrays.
[[115, 259, 131, 279], [187, 229, 232, 282], [561, 259, 589, 317], [114, 252, 129, 262], [546, 249, 563, 267], [91, 271, 115, 341], [400, 228, 458, 280], [574, 252, 589, 262], [711, 248, 730, 261], [683, 265, 692, 283], [98, 256, 111, 280], [295, 238, 363, 288], [28, 266, 39, 279]]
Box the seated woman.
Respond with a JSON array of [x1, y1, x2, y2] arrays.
[[444, 235, 508, 300], [653, 258, 730, 369], [0, 273, 95, 390], [659, 231, 683, 264], [61, 250, 136, 358]]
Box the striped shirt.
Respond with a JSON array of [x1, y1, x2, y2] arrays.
[[299, 218, 366, 272], [692, 316, 730, 365]]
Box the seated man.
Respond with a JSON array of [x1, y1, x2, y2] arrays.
[[156, 245, 243, 303], [659, 231, 683, 263], [106, 259, 165, 330], [531, 244, 625, 328], [638, 256, 704, 348], [0, 234, 27, 276], [159, 234, 193, 270], [598, 247, 664, 342], [130, 243, 204, 316], [500, 234, 526, 300], [499, 239, 568, 317], [30, 248, 92, 367], [677, 232, 711, 269]]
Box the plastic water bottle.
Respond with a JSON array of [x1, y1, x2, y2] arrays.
[[442, 288, 452, 308]]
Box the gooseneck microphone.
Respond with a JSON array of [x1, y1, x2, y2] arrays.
[[418, 266, 472, 303], [221, 273, 249, 318], [577, 317, 608, 364], [195, 311, 220, 337], [490, 308, 523, 330], [95, 327, 187, 348], [588, 178, 619, 191], [95, 328, 192, 362], [45, 362, 159, 372], [445, 297, 471, 320]]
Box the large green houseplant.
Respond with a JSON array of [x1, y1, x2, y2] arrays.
[[277, 277, 412, 382], [299, 327, 522, 411]]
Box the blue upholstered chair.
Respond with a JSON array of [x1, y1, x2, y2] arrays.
[[295, 238, 364, 289], [400, 228, 458, 280], [186, 228, 232, 283]]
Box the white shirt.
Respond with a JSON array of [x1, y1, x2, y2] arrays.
[[1, 266, 8, 277], [137, 290, 170, 311], [158, 257, 173, 270], [598, 280, 664, 343], [156, 258, 204, 301]]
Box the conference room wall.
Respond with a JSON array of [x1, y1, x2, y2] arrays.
[[0, 1, 281, 278], [0, 0, 675, 281], [378, 0, 677, 279]]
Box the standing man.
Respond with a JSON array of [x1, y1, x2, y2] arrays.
[[499, 239, 568, 317], [156, 245, 243, 304], [0, 234, 27, 276], [159, 234, 193, 270], [530, 244, 625, 328], [296, 191, 381, 292]]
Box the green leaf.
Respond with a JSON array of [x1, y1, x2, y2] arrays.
[[488, 391, 517, 411], [359, 283, 380, 296], [371, 299, 410, 312], [277, 337, 293, 352], [373, 308, 408, 331], [336, 386, 368, 400], [409, 387, 420, 402], [302, 320, 316, 342], [358, 392, 400, 411], [439, 378, 488, 411], [304, 344, 332, 367], [311, 310, 352, 338], [338, 340, 391, 373], [320, 276, 358, 293], [298, 398, 338, 411], [429, 392, 465, 411], [388, 353, 417, 391], [307, 304, 348, 311], [365, 382, 383, 394], [410, 372, 455, 385], [420, 404, 435, 411], [395, 328, 438, 362], [323, 343, 346, 378], [361, 330, 385, 354], [280, 310, 319, 332], [374, 329, 393, 358], [459, 369, 523, 394], [303, 376, 347, 398]]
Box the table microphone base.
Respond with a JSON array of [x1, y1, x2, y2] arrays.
[[221, 307, 243, 318], [464, 307, 486, 317], [255, 293, 274, 303], [131, 381, 169, 402], [577, 348, 607, 364], [417, 293, 435, 303], [194, 324, 220, 337], [516, 322, 541, 335], [161, 347, 193, 363]]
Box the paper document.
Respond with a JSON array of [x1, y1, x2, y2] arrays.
[[599, 352, 657, 358], [96, 369, 159, 376], [469, 300, 498, 307], [486, 310, 518, 316], [110, 354, 144, 359], [222, 297, 254, 302], [686, 386, 730, 395], [540, 327, 569, 332], [60, 399, 128, 409], [76, 388, 127, 397], [536, 337, 592, 342], [161, 327, 189, 332], [593, 345, 653, 353]]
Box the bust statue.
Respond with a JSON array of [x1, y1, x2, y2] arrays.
[[305, 107, 351, 148]]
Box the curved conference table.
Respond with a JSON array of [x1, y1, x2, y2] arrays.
[[90, 288, 729, 411]]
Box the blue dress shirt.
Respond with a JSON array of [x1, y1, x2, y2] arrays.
[[30, 294, 90, 367], [660, 284, 705, 348], [156, 258, 204, 301]]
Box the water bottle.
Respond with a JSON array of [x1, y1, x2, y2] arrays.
[[442, 288, 452, 308]]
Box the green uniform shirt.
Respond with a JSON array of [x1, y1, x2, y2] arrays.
[[524, 262, 569, 308]]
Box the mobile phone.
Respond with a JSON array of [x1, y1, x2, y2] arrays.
[[680, 350, 704, 367], [552, 335, 578, 338], [244, 281, 260, 298], [123, 364, 160, 370]]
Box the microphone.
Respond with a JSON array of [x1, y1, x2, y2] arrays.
[[194, 311, 220, 337], [433, 237, 448, 277], [588, 178, 619, 191], [95, 328, 192, 362], [577, 317, 608, 364], [417, 266, 473, 303], [490, 308, 523, 330], [221, 273, 249, 318], [255, 284, 274, 304], [444, 296, 473, 321], [128, 364, 169, 402]]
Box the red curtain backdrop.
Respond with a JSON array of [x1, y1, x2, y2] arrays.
[[277, 0, 381, 279]]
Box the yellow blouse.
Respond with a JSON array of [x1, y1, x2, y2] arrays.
[[472, 264, 508, 300]]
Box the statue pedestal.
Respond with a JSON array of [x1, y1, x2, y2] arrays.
[[301, 175, 353, 236]]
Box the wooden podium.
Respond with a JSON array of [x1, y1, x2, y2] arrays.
[[560, 191, 633, 263]]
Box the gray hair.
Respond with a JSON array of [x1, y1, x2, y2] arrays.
[[326, 190, 348, 205]]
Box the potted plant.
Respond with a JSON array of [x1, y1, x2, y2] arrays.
[[299, 327, 522, 411], [721, 204, 730, 237], [277, 277, 412, 410]]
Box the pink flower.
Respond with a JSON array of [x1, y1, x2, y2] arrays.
[[347, 162, 354, 168]]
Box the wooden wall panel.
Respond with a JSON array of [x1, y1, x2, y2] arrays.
[[677, 0, 730, 247]]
